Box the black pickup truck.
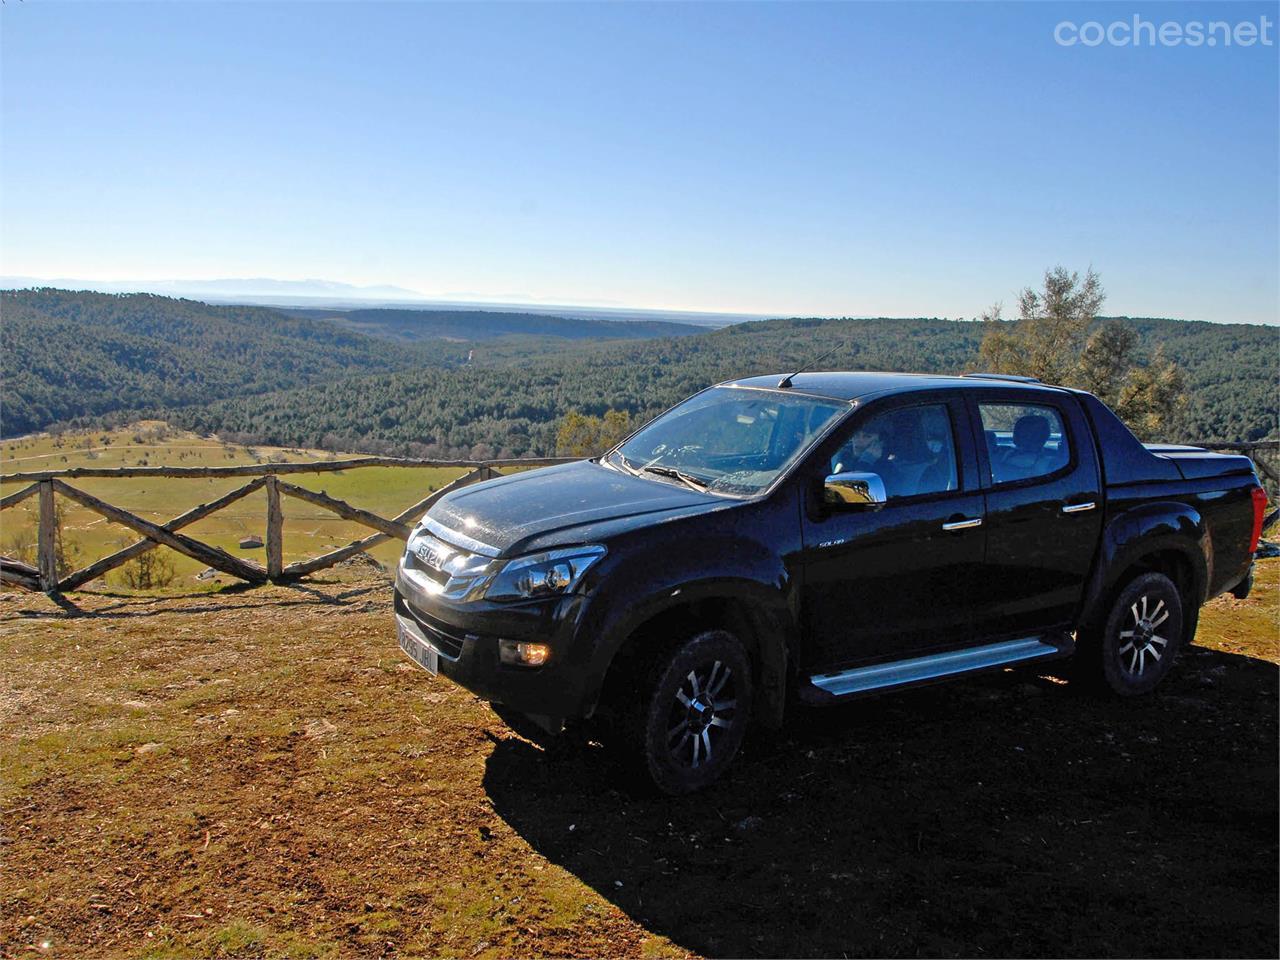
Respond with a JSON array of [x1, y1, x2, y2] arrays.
[[395, 372, 1268, 793]]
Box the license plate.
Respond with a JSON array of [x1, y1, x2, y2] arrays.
[[398, 621, 439, 675]]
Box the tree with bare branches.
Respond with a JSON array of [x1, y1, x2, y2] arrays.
[[979, 267, 1185, 438]]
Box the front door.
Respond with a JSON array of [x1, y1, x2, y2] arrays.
[[799, 396, 986, 671]]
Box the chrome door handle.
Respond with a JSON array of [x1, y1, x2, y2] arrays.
[[1062, 501, 1097, 514], [942, 517, 983, 531]]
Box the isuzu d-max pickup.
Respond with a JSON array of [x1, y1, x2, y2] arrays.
[[394, 372, 1268, 793]]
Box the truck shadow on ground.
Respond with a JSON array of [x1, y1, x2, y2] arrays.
[[485, 646, 1278, 958]]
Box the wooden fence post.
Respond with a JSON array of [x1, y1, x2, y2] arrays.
[[266, 476, 283, 582], [36, 481, 58, 594]]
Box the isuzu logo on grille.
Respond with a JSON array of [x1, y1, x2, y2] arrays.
[[415, 541, 447, 570]]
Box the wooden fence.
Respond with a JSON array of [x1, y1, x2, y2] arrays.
[[0, 457, 572, 596], [1, 442, 1276, 597]]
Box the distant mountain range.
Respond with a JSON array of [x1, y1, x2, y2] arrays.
[[0, 276, 761, 327]]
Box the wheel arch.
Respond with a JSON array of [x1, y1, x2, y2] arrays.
[[1078, 501, 1208, 645], [590, 585, 794, 729]]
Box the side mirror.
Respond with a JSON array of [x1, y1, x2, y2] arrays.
[[823, 471, 887, 508]]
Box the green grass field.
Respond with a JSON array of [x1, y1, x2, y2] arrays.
[[0, 424, 469, 588]]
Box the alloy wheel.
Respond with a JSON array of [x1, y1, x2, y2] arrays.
[[1118, 594, 1171, 676], [666, 659, 738, 768]]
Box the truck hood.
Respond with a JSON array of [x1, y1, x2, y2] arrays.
[[424, 460, 721, 556]]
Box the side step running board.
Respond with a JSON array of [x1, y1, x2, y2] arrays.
[[807, 636, 1070, 699]]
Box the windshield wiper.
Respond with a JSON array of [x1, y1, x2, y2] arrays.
[[640, 464, 709, 491], [608, 452, 643, 477]]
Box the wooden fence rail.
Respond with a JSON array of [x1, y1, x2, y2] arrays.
[[0, 443, 1276, 598], [0, 457, 573, 596], [0, 455, 574, 485]]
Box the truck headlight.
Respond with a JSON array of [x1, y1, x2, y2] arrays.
[[484, 546, 606, 601]]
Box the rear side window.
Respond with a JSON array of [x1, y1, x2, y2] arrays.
[[980, 403, 1070, 485]]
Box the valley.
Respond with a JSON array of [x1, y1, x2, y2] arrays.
[[4, 289, 1277, 465]]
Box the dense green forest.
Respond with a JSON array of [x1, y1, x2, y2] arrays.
[[4, 290, 1275, 454], [0, 290, 695, 437], [286, 307, 703, 342], [171, 315, 1278, 459], [0, 289, 444, 436], [1121, 317, 1278, 446]]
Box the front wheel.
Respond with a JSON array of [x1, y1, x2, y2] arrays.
[[636, 629, 753, 795], [1088, 572, 1185, 696]]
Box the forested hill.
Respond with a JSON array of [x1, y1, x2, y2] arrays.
[[6, 288, 1274, 452], [171, 315, 1278, 459], [0, 288, 445, 437], [0, 290, 702, 438], [285, 307, 704, 342], [1121, 317, 1279, 446]]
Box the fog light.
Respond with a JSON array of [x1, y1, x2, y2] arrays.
[[499, 640, 551, 667]]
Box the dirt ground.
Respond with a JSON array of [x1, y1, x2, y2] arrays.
[[1, 563, 1276, 959]]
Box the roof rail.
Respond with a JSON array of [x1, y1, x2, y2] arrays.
[[962, 372, 1042, 384]]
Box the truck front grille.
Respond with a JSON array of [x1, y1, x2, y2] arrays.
[[405, 549, 449, 587]]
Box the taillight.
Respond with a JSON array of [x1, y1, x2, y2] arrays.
[[1248, 485, 1269, 554]]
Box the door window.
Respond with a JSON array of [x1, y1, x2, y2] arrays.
[[830, 404, 958, 500], [979, 403, 1070, 485]]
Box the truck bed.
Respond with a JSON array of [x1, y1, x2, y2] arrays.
[[1143, 444, 1257, 481]]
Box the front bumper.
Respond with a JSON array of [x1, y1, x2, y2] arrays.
[[394, 563, 592, 719]]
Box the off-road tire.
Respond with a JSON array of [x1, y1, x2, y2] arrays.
[[633, 629, 753, 795], [1081, 572, 1185, 696]]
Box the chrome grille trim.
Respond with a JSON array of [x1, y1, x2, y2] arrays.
[[421, 516, 502, 558], [407, 532, 457, 583]]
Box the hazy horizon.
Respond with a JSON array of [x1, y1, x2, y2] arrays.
[[6, 273, 1277, 329]]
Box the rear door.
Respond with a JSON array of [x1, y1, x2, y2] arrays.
[[799, 393, 987, 670], [967, 390, 1103, 639]]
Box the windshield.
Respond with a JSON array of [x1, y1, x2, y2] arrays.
[[607, 386, 848, 497]]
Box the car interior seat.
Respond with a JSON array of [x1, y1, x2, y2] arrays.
[[996, 414, 1051, 482], [883, 412, 935, 497]]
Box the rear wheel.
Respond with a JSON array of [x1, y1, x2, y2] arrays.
[[635, 629, 753, 794], [1088, 572, 1185, 696]]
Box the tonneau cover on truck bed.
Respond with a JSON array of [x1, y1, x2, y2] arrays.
[[1073, 391, 1256, 486], [1144, 444, 1256, 481]]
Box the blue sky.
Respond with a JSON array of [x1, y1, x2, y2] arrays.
[[2, 1, 1277, 323]]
